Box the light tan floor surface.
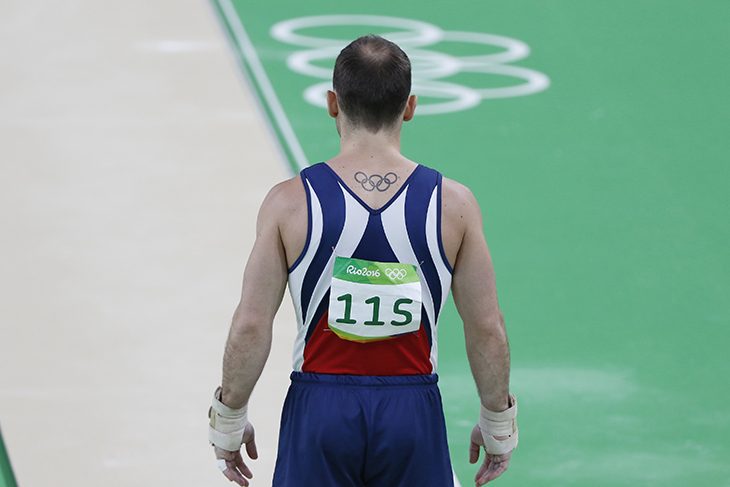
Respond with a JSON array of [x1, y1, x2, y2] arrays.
[[0, 1, 295, 485]]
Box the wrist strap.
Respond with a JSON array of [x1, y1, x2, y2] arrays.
[[208, 386, 248, 451], [478, 394, 518, 455]]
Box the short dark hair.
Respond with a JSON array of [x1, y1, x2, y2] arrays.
[[333, 35, 412, 132]]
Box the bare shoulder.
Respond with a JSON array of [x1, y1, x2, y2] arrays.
[[440, 176, 482, 266], [257, 176, 306, 226], [261, 176, 305, 212], [441, 176, 481, 225], [258, 175, 307, 267]]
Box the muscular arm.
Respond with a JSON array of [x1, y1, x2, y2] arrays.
[[220, 184, 290, 409], [448, 183, 510, 412]]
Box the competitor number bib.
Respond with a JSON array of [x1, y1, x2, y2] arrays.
[[328, 256, 422, 342]]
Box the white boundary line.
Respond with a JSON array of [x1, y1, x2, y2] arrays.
[[217, 0, 309, 170], [213, 5, 464, 486], [454, 469, 463, 487]]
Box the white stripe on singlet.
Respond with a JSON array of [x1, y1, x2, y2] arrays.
[[380, 189, 438, 373]]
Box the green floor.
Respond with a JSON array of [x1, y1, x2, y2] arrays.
[[214, 1, 730, 485], [0, 428, 17, 487]]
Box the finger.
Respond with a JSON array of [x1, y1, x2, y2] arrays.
[[477, 458, 509, 485], [469, 440, 480, 464], [222, 463, 246, 486], [222, 460, 248, 486], [245, 437, 259, 460], [482, 458, 510, 483], [475, 458, 492, 486], [214, 448, 248, 486], [234, 452, 253, 479]]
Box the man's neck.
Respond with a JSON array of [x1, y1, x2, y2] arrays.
[[337, 128, 403, 163]]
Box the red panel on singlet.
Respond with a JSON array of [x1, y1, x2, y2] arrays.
[[302, 311, 432, 375]]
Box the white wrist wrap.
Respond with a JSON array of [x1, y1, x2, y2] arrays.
[[478, 394, 518, 455], [208, 386, 248, 451]]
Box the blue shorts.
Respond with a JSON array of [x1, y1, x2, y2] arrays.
[[272, 372, 454, 487]]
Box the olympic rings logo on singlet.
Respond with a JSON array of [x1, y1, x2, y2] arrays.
[[328, 257, 422, 342], [353, 171, 398, 192]]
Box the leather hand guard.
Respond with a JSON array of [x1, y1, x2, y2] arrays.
[[208, 386, 248, 452], [479, 394, 518, 455]]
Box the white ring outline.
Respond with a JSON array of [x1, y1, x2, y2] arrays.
[[440, 31, 530, 65], [412, 80, 483, 115], [271, 15, 443, 48], [466, 64, 551, 99], [289, 47, 462, 80]]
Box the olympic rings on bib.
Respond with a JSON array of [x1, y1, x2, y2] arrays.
[[354, 171, 398, 192], [385, 268, 407, 280]]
